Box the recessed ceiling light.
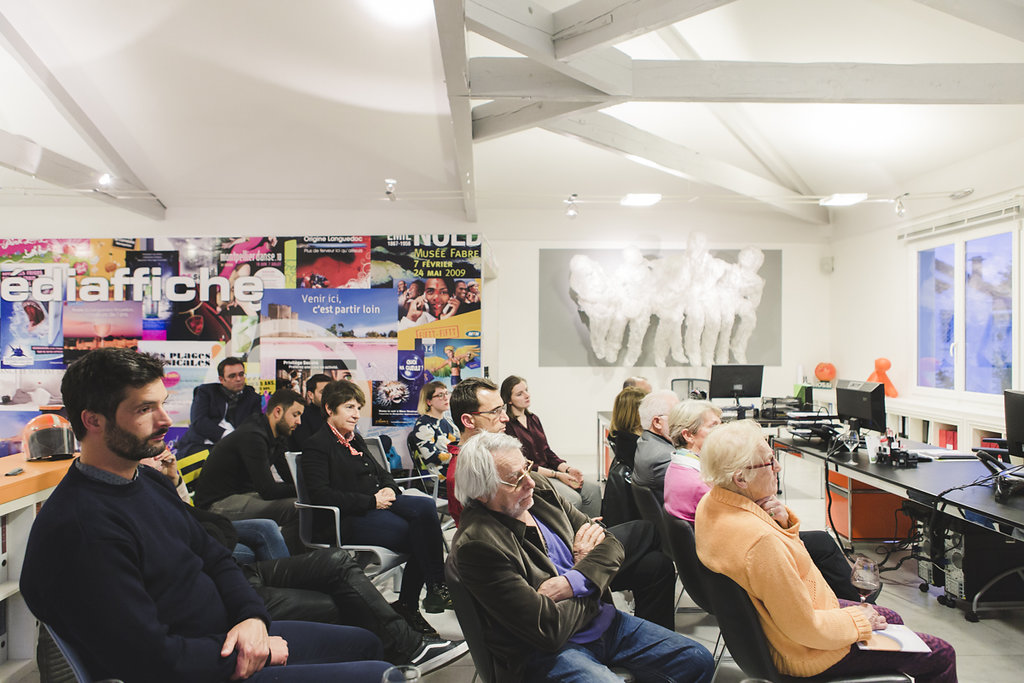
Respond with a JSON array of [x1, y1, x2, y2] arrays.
[[621, 193, 662, 207], [819, 193, 867, 207]]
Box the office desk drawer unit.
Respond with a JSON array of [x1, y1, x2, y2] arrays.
[[825, 470, 913, 542]]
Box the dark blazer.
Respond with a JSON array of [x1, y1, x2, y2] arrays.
[[452, 475, 624, 682], [300, 426, 400, 541], [176, 383, 261, 457]]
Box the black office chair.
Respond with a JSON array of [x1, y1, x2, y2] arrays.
[[628, 481, 669, 549], [38, 623, 124, 683], [662, 515, 713, 614], [445, 553, 496, 683], [697, 559, 911, 683]]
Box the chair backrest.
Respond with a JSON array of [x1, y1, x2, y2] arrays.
[[671, 378, 710, 401], [41, 623, 110, 683], [363, 436, 390, 471], [445, 551, 496, 683], [629, 481, 667, 546], [283, 451, 327, 548], [177, 449, 209, 492], [697, 562, 783, 681], [662, 515, 713, 613]]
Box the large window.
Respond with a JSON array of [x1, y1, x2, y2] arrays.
[[915, 221, 1017, 396], [917, 245, 954, 389]]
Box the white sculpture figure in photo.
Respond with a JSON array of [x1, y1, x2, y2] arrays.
[[728, 247, 765, 363], [568, 255, 617, 361], [650, 253, 690, 367], [610, 248, 655, 367], [682, 232, 727, 367]]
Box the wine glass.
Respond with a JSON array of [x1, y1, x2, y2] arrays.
[[381, 664, 420, 682], [851, 555, 880, 604]]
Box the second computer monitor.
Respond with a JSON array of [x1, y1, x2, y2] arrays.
[[709, 364, 764, 400], [1004, 390, 1024, 460], [835, 379, 886, 433]]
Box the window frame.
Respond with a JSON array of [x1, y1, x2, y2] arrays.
[[908, 218, 1020, 407]]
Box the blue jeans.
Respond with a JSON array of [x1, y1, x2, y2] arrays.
[[248, 620, 391, 682], [523, 610, 714, 683], [232, 518, 291, 564], [342, 493, 445, 607]]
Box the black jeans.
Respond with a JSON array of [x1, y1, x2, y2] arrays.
[[608, 520, 676, 630], [244, 547, 422, 663]]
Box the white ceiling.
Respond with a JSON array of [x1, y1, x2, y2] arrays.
[[1, 0, 1024, 225]]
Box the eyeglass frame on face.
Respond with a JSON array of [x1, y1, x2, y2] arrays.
[[429, 389, 449, 400], [746, 455, 779, 471], [471, 403, 508, 417], [498, 460, 534, 489]]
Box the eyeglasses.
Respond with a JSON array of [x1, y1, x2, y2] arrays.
[[498, 460, 534, 489], [746, 456, 779, 471], [471, 403, 508, 417], [430, 391, 449, 400]]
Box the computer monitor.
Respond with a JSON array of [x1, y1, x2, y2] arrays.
[[1004, 390, 1024, 460], [835, 379, 886, 434], [709, 365, 763, 419], [709, 364, 764, 400]]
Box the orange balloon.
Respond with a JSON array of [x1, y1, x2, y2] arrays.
[[814, 362, 836, 382]]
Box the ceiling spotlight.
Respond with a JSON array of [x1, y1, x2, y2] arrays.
[[894, 192, 909, 218], [819, 193, 867, 207], [564, 193, 579, 219], [98, 173, 113, 187], [621, 193, 662, 207], [384, 178, 397, 201], [949, 187, 974, 200]]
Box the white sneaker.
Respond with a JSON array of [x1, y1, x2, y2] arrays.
[[408, 638, 469, 674]]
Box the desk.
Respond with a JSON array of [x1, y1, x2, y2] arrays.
[[774, 438, 1024, 621], [773, 438, 1024, 531], [0, 454, 73, 681]]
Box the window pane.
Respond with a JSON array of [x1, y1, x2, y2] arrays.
[[965, 232, 1013, 394], [918, 245, 955, 389]]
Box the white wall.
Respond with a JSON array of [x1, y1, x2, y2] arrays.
[[481, 207, 832, 470]]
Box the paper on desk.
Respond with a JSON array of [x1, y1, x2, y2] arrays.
[[857, 624, 931, 653]]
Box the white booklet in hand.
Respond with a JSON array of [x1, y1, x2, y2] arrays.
[[857, 624, 931, 653]]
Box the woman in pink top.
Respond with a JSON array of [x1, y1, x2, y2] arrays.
[[662, 401, 722, 522]]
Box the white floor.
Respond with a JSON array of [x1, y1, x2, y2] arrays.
[[409, 451, 1024, 682]]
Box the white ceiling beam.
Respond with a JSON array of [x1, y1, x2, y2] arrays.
[[470, 57, 1024, 103], [0, 9, 165, 218], [466, 0, 633, 95], [552, 0, 737, 59], [656, 26, 812, 195], [0, 129, 165, 219], [913, 0, 1024, 44], [472, 100, 613, 141], [544, 112, 829, 224], [434, 0, 477, 221]]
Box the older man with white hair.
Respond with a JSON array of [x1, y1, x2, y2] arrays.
[[632, 389, 680, 504], [450, 432, 713, 683]]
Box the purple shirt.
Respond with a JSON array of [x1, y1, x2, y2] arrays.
[[534, 517, 616, 644]]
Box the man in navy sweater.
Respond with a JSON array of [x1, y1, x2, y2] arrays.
[[21, 348, 391, 682]]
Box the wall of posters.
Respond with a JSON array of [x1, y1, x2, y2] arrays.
[[0, 235, 483, 460]]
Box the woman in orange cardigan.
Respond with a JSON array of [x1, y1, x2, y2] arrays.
[[694, 420, 956, 682]]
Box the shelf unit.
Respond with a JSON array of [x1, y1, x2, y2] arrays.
[[0, 456, 73, 683], [885, 397, 1008, 459]]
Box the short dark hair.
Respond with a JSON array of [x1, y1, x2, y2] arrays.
[[61, 349, 165, 439], [217, 356, 245, 377], [321, 380, 366, 413], [306, 373, 332, 395], [266, 389, 304, 414], [450, 377, 497, 433]]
